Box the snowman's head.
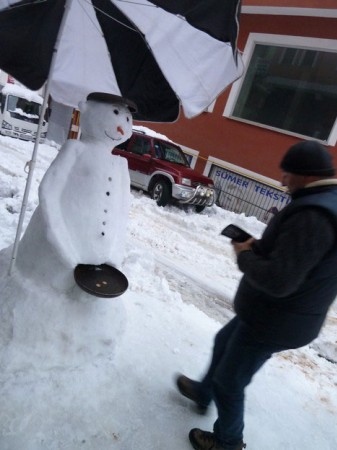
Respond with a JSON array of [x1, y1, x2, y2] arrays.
[[79, 93, 137, 145]]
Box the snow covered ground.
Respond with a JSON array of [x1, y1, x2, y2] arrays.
[[0, 135, 336, 449]]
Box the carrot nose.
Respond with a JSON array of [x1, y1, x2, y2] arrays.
[[117, 126, 124, 135]]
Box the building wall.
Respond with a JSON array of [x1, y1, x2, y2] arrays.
[[135, 13, 337, 182], [243, 0, 336, 8]]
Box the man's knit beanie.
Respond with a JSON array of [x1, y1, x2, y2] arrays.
[[280, 141, 335, 176]]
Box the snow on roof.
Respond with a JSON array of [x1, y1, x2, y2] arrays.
[[133, 125, 175, 144], [2, 83, 44, 104]]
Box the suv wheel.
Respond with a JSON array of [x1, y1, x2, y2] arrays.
[[195, 205, 206, 213], [151, 180, 170, 206]]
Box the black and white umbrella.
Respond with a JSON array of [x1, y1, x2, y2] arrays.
[[0, 0, 244, 272], [0, 0, 243, 121]]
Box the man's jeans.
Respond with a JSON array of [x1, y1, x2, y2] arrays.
[[198, 316, 287, 447]]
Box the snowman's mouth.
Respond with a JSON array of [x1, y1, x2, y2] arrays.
[[104, 131, 122, 141]]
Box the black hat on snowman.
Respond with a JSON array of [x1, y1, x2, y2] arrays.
[[86, 92, 137, 114], [280, 141, 335, 177]]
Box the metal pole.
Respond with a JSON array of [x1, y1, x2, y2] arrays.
[[8, 0, 71, 275]]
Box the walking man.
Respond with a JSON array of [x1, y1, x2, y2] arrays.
[[176, 141, 337, 450]]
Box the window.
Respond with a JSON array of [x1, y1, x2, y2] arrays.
[[130, 136, 151, 155], [224, 34, 337, 145], [155, 140, 189, 166], [115, 138, 129, 150], [7, 94, 41, 123]]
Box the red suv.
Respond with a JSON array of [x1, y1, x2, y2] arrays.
[[112, 128, 215, 212]]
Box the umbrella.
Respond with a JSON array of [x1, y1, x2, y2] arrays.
[[0, 0, 243, 121], [0, 0, 244, 272]]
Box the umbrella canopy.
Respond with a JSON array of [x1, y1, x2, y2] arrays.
[[0, 0, 243, 122]]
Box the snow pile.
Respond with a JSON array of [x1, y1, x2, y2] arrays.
[[2, 83, 43, 104], [0, 136, 336, 450]]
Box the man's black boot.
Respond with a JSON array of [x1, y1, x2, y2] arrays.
[[189, 428, 246, 450], [176, 374, 210, 414]]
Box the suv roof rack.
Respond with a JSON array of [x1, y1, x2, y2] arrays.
[[132, 128, 146, 134]]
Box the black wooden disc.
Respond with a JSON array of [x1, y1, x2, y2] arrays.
[[74, 264, 128, 298]]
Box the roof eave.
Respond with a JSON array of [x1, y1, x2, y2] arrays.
[[242, 6, 337, 18]]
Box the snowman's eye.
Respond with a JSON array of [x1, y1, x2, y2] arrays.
[[114, 109, 119, 115], [127, 117, 130, 122]]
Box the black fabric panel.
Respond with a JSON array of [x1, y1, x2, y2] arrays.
[[92, 0, 180, 123], [149, 0, 241, 52], [0, 0, 65, 90]]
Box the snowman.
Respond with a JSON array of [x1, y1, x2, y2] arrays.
[[0, 93, 137, 371], [17, 92, 136, 292]]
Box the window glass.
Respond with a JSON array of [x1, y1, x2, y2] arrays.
[[184, 153, 193, 165], [225, 34, 337, 143], [115, 138, 130, 150], [156, 140, 189, 166], [154, 142, 163, 158], [7, 95, 41, 124], [130, 136, 151, 155]]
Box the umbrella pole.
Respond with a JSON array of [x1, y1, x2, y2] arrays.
[[8, 88, 50, 275], [8, 0, 71, 276]]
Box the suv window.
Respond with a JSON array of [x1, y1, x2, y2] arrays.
[[130, 136, 151, 155], [115, 138, 129, 150], [154, 140, 189, 166]]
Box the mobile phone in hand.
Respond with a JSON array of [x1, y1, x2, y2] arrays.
[[220, 224, 252, 243]]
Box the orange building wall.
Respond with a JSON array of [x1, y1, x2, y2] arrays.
[[135, 14, 337, 181]]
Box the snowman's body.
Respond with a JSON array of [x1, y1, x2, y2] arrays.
[[17, 97, 133, 290], [0, 95, 134, 371]]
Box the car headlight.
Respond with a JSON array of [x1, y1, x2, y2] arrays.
[[181, 177, 191, 186], [2, 120, 12, 130]]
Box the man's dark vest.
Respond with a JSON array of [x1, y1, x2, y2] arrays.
[[234, 185, 337, 348]]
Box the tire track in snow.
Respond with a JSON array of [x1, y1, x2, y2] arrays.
[[128, 195, 239, 322]]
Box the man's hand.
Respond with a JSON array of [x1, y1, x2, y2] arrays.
[[232, 237, 256, 256]]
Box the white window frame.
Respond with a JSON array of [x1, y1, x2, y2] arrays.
[[224, 33, 337, 146]]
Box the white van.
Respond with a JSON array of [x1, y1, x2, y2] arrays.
[[0, 83, 48, 142]]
